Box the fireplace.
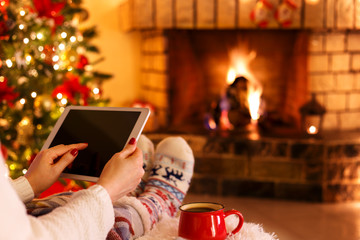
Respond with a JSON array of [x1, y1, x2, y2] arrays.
[[167, 29, 308, 133], [120, 0, 360, 202]]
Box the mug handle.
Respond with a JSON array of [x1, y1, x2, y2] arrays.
[[224, 209, 244, 235]]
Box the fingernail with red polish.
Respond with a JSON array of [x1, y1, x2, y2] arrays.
[[129, 138, 136, 145], [70, 148, 78, 156]]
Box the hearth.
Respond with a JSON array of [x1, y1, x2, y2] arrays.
[[120, 0, 360, 202], [167, 29, 308, 135]]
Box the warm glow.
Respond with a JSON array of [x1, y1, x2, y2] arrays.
[[19, 98, 26, 104], [5, 59, 12, 68], [220, 110, 233, 130], [19, 9, 25, 16], [58, 43, 65, 50], [60, 98, 67, 105], [52, 55, 59, 62], [31, 92, 37, 98], [307, 125, 318, 135], [19, 24, 24, 30], [93, 88, 100, 95], [23, 38, 29, 44], [56, 93, 63, 99], [305, 0, 320, 4], [228, 49, 263, 121], [37, 33, 43, 40], [227, 68, 236, 84], [208, 118, 217, 130], [61, 32, 67, 38], [53, 64, 59, 70], [248, 88, 262, 121]]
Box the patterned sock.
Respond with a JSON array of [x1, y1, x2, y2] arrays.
[[138, 136, 194, 227], [107, 204, 144, 240], [129, 134, 154, 197]]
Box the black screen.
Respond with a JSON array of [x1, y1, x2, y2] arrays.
[[49, 110, 140, 177]]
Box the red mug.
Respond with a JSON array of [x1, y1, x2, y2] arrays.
[[178, 202, 244, 240]]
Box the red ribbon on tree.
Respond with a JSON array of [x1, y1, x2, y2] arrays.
[[32, 0, 66, 26], [52, 73, 90, 105], [76, 55, 89, 70], [0, 77, 19, 106]]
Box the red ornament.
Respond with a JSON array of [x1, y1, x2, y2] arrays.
[[0, 77, 19, 106], [52, 73, 90, 105], [0, 0, 9, 40], [0, 144, 8, 161], [32, 0, 66, 26], [76, 55, 89, 70]]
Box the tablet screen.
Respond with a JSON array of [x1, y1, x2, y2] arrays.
[[49, 109, 141, 178]]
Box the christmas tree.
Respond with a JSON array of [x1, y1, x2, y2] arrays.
[[0, 0, 111, 185]]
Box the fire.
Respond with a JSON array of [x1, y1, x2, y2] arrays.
[[248, 87, 262, 121], [227, 50, 263, 122]]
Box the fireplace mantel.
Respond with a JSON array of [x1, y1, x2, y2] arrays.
[[119, 0, 359, 31]]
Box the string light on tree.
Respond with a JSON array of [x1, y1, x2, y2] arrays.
[[0, 0, 112, 193]]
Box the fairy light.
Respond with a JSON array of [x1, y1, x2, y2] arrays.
[[36, 33, 43, 40], [19, 9, 26, 16], [61, 32, 67, 38], [77, 35, 83, 42], [9, 164, 16, 171], [40, 53, 46, 59], [23, 38, 29, 44], [53, 64, 59, 70], [38, 46, 44, 51], [58, 43, 65, 50], [70, 36, 76, 42], [60, 98, 67, 105], [5, 59, 12, 68], [30, 32, 36, 40], [31, 92, 37, 98], [1, 1, 6, 7], [25, 55, 32, 63], [52, 55, 59, 62], [20, 98, 26, 104], [0, 76, 4, 82], [22, 169, 27, 174], [56, 93, 63, 99], [19, 24, 24, 30], [93, 87, 100, 95]]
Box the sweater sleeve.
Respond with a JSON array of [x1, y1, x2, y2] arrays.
[[0, 162, 114, 240], [10, 176, 35, 203]]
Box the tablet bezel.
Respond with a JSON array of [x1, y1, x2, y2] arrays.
[[41, 105, 150, 182]]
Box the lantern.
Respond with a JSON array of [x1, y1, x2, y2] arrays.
[[299, 93, 326, 136]]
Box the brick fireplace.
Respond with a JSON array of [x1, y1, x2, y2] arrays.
[[120, 0, 360, 202]]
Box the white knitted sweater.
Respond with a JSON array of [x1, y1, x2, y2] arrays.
[[0, 160, 114, 240]]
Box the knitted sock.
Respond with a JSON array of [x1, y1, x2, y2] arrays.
[[107, 204, 144, 240], [129, 134, 154, 197], [108, 137, 194, 240], [138, 136, 194, 227]]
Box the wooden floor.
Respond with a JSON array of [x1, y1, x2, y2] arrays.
[[184, 194, 360, 240]]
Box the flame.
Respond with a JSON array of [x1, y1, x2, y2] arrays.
[[227, 68, 236, 85], [227, 50, 263, 122], [248, 87, 262, 121]]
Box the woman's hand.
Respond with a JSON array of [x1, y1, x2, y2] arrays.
[[25, 143, 88, 196], [97, 138, 144, 202]]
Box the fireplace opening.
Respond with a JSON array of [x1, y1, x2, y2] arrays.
[[167, 30, 309, 136]]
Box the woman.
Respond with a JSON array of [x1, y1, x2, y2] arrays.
[[0, 135, 194, 240]]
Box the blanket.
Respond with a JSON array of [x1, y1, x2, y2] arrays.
[[138, 214, 278, 240]]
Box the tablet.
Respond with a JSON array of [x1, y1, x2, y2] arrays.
[[41, 106, 150, 182]]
